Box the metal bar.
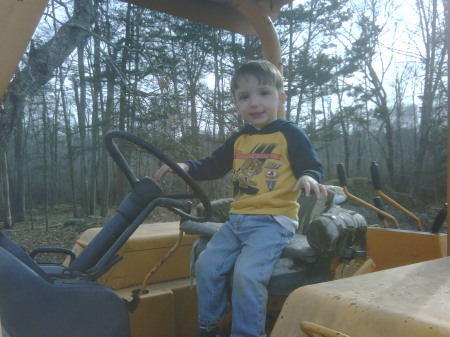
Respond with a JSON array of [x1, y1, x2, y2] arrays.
[[375, 190, 423, 231], [300, 321, 351, 337], [337, 163, 399, 228], [342, 187, 400, 229], [371, 162, 422, 231]]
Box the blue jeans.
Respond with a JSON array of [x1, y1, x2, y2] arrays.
[[195, 214, 293, 337]]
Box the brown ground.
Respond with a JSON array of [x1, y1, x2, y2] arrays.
[[1, 206, 179, 263]]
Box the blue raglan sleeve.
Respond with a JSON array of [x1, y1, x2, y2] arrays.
[[284, 125, 324, 183], [184, 134, 236, 181]]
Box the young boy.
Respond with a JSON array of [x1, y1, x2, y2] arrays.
[[155, 60, 328, 337]]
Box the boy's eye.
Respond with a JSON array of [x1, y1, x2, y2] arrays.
[[238, 94, 249, 100], [260, 90, 271, 96]]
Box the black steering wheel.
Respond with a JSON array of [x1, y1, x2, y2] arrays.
[[104, 130, 211, 222]]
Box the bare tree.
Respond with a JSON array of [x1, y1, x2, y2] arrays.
[[73, 41, 90, 216], [60, 68, 79, 218], [412, 0, 448, 196], [0, 151, 12, 228], [344, 0, 398, 185], [0, 0, 95, 223]]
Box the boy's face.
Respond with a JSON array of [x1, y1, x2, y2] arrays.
[[234, 74, 286, 129]]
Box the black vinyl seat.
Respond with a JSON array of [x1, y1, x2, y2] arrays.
[[181, 194, 367, 296], [0, 232, 130, 337]]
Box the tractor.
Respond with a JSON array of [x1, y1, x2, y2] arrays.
[[0, 1, 448, 336]]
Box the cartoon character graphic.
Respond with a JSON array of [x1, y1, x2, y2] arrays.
[[232, 144, 282, 197], [233, 158, 263, 188]]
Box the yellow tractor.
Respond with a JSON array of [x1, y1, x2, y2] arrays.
[[0, 1, 448, 337]]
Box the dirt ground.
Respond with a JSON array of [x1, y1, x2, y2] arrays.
[[1, 178, 447, 262], [1, 206, 179, 263]]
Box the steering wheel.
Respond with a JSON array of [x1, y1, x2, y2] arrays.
[[104, 130, 211, 222]]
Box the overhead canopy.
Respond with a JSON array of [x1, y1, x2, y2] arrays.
[[122, 0, 293, 35], [0, 0, 293, 100], [0, 0, 48, 100]]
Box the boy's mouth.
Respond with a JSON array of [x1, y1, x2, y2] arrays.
[[250, 111, 264, 118]]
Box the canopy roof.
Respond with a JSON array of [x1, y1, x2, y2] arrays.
[[124, 0, 293, 35], [0, 0, 293, 100]]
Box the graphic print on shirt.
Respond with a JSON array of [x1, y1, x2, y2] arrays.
[[233, 143, 281, 197]]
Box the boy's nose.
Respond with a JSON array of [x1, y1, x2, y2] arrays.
[[249, 95, 259, 106]]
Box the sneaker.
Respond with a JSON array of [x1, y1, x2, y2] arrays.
[[195, 326, 223, 337]]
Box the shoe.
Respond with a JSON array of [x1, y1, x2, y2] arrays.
[[195, 326, 223, 337]]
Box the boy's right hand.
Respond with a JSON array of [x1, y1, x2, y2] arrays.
[[155, 163, 189, 182]]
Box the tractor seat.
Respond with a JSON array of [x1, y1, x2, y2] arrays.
[[180, 192, 367, 296], [0, 232, 130, 337]]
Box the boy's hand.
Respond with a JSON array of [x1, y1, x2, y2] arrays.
[[292, 175, 331, 199], [155, 163, 189, 182]]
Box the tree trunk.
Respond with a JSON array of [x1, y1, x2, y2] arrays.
[[14, 110, 25, 222], [49, 78, 60, 207], [0, 151, 12, 229], [100, 6, 118, 217], [116, 4, 133, 201], [60, 70, 79, 218], [395, 77, 406, 188], [320, 95, 332, 178], [336, 78, 350, 175], [41, 93, 50, 231], [412, 0, 447, 197], [89, 4, 101, 215], [366, 59, 396, 185], [74, 42, 90, 216]]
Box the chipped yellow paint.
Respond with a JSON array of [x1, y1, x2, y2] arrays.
[[271, 257, 450, 337]]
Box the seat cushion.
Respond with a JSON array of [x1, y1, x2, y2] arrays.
[[181, 221, 317, 263], [187, 236, 316, 296], [184, 198, 367, 296]]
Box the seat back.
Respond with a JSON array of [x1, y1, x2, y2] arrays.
[[0, 234, 130, 337], [0, 232, 52, 282], [297, 191, 334, 234]]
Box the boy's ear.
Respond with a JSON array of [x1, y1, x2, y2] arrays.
[[279, 92, 287, 105]]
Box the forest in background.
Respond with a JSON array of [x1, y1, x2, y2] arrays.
[[0, 0, 447, 229]]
